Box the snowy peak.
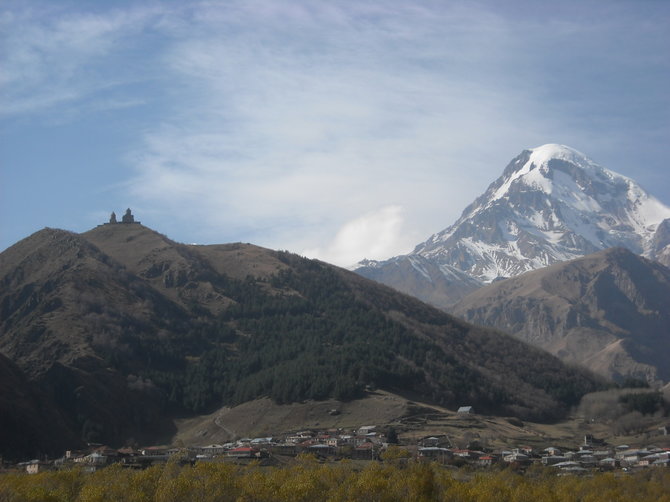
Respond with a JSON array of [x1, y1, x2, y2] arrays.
[[485, 144, 668, 238], [492, 144, 602, 201], [414, 144, 670, 283], [358, 145, 670, 307], [486, 144, 653, 218], [527, 143, 597, 171]]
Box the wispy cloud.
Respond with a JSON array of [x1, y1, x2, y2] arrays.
[[125, 1, 559, 263], [0, 3, 160, 117], [2, 0, 668, 264], [303, 205, 409, 267]]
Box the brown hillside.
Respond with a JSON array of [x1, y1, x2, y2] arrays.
[[1, 222, 605, 456], [453, 247, 670, 384]]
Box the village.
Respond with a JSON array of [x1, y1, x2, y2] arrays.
[[12, 408, 670, 476]]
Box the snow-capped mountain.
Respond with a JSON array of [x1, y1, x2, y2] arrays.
[[357, 144, 670, 308]]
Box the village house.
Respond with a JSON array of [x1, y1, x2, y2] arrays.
[[421, 436, 440, 447], [226, 446, 262, 459], [420, 435, 450, 448], [620, 450, 649, 467], [316, 433, 332, 444], [195, 444, 229, 457], [117, 447, 138, 458], [418, 447, 453, 463], [141, 446, 168, 456], [592, 449, 613, 460], [598, 457, 618, 470], [638, 457, 652, 467], [577, 454, 597, 468], [554, 461, 587, 474], [352, 442, 377, 460], [583, 434, 605, 447], [541, 455, 569, 466], [24, 460, 52, 474], [357, 425, 376, 435], [84, 452, 108, 467], [503, 451, 530, 465], [452, 449, 481, 460], [477, 455, 496, 467], [296, 438, 318, 451], [286, 431, 314, 444], [325, 436, 342, 447], [250, 437, 274, 446]]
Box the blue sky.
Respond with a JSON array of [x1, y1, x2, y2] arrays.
[[2, 0, 669, 266]]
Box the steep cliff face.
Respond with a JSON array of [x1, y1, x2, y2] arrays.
[[357, 144, 670, 308], [651, 218, 670, 268], [453, 248, 670, 384]]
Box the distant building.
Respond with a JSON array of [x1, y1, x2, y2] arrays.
[[357, 425, 377, 435], [121, 208, 135, 223], [418, 447, 452, 462], [24, 460, 53, 474], [227, 447, 262, 458], [583, 434, 605, 447], [478, 455, 496, 467], [106, 208, 140, 225]]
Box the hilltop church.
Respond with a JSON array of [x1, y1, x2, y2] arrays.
[[108, 208, 140, 224]]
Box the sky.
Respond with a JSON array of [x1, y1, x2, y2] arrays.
[[1, 0, 669, 267]]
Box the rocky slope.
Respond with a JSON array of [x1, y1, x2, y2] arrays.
[[357, 144, 670, 307], [452, 248, 670, 384]]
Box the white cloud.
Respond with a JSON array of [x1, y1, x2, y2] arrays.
[[302, 205, 409, 267], [0, 3, 161, 117], [123, 1, 560, 263]]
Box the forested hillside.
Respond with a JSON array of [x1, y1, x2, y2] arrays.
[[0, 223, 605, 455]]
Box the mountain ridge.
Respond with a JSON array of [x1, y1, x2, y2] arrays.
[[452, 247, 670, 384], [357, 144, 670, 308], [0, 222, 604, 456]]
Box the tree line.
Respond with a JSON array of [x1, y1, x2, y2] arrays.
[[94, 250, 603, 420]]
